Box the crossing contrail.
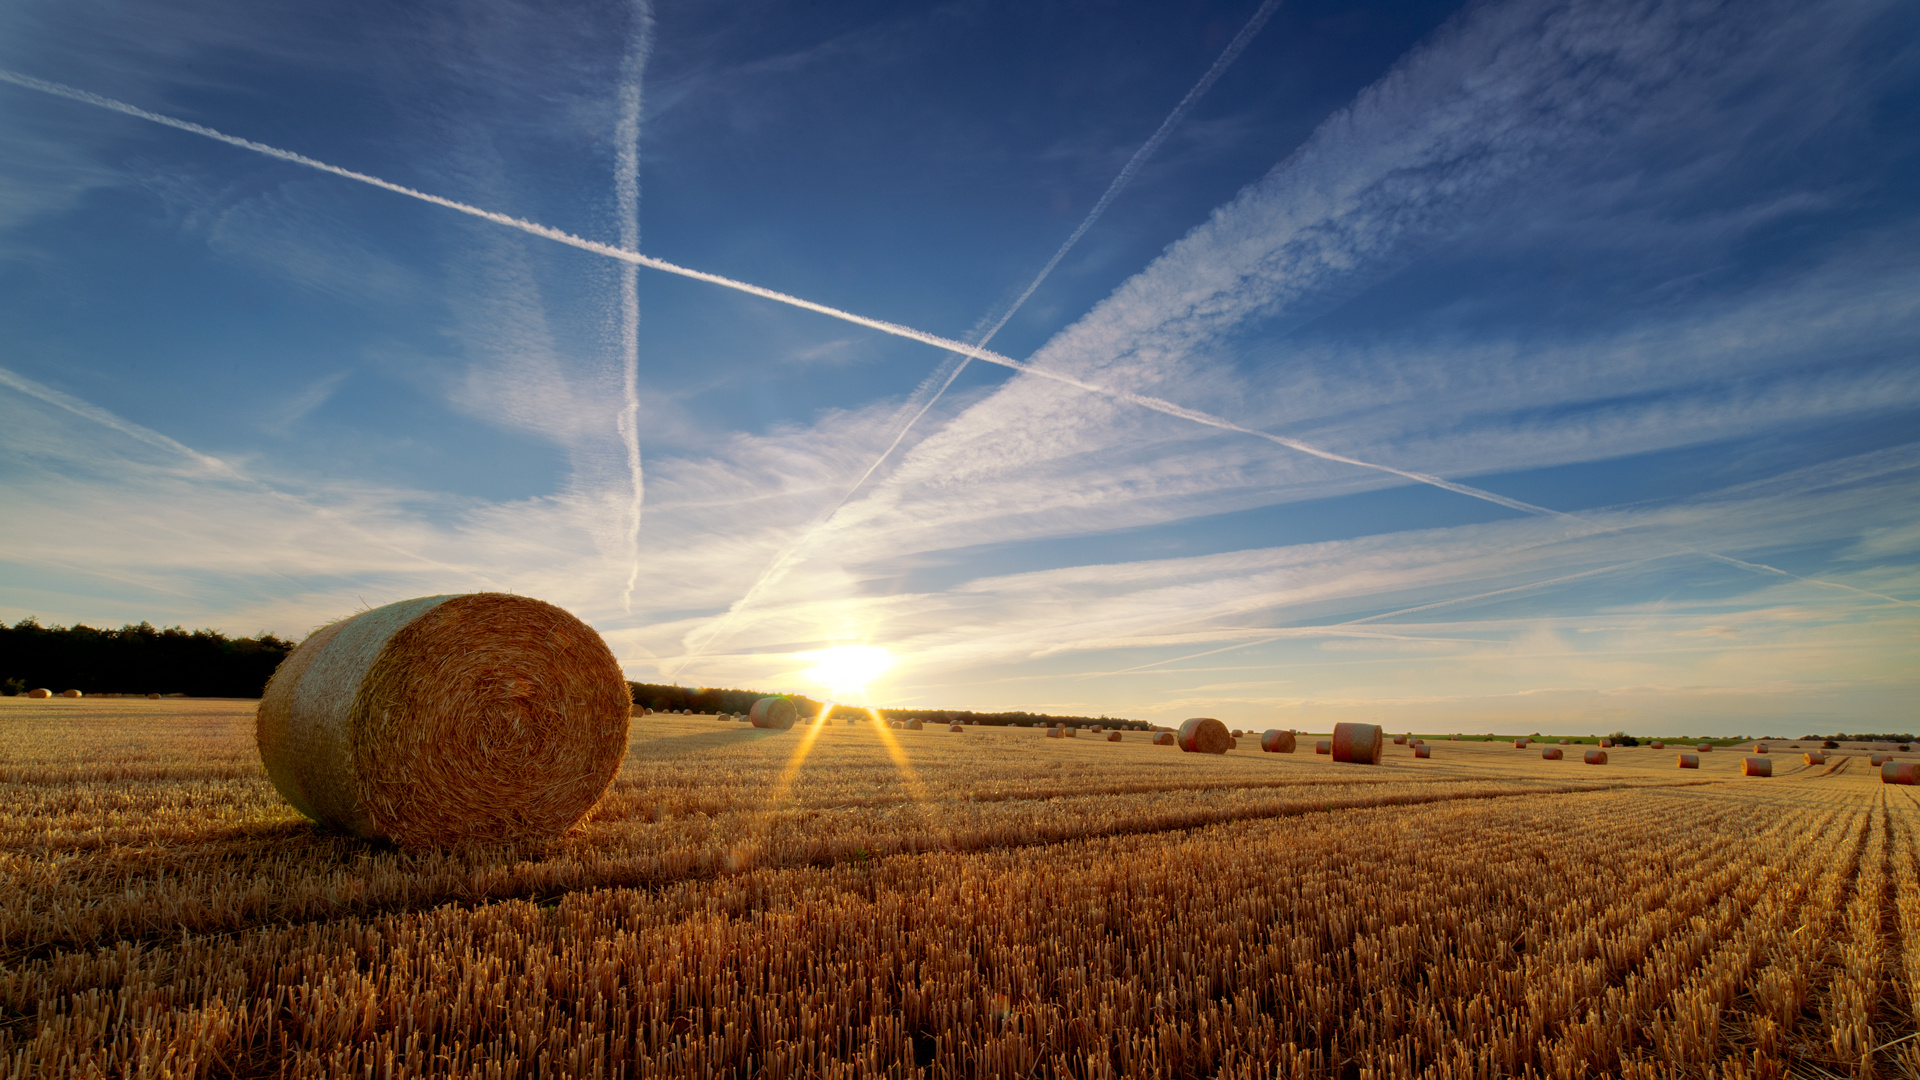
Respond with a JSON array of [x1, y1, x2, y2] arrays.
[[0, 66, 1554, 522], [663, 0, 1291, 673], [614, 3, 654, 614]]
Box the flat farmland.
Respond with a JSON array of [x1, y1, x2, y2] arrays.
[[1, 699, 1915, 1079]]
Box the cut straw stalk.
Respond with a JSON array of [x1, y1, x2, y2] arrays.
[[256, 593, 630, 848]]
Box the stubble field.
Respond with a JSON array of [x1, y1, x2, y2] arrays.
[[1, 697, 1914, 1079]]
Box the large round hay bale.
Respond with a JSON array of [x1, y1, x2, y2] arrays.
[[1584, 749, 1607, 765], [1107, 731, 1122, 742], [1677, 753, 1699, 768], [1598, 739, 1613, 749], [26, 688, 51, 699], [1803, 752, 1826, 765], [1392, 734, 1408, 745], [1314, 739, 1331, 754], [1870, 753, 1889, 766], [1047, 726, 1064, 739], [1742, 756, 1771, 777], [750, 697, 797, 730], [1650, 741, 1665, 749], [948, 723, 964, 732], [1752, 742, 1768, 754], [1152, 731, 1176, 746], [61, 689, 82, 698], [1260, 729, 1296, 753], [1331, 722, 1383, 765], [256, 593, 629, 848], [1542, 747, 1564, 760], [1176, 717, 1231, 754], [1884, 761, 1918, 785], [1413, 744, 1431, 759], [905, 718, 924, 731], [1514, 738, 1530, 749]]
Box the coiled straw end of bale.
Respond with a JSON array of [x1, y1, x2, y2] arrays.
[[256, 593, 630, 849]]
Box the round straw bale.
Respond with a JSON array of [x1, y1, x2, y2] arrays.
[[1584, 749, 1607, 765], [1392, 734, 1407, 745], [1153, 731, 1176, 746], [1514, 738, 1530, 749], [1752, 742, 1768, 754], [1064, 726, 1078, 738], [749, 697, 797, 730], [1047, 726, 1064, 739], [715, 714, 730, 722], [1260, 729, 1296, 753], [1822, 740, 1839, 749], [1315, 739, 1331, 754], [1650, 741, 1665, 749], [1677, 753, 1699, 768], [1803, 752, 1826, 765], [1542, 747, 1563, 760], [1107, 731, 1122, 742], [1883, 761, 1919, 785], [256, 593, 629, 848], [1414, 744, 1431, 759], [1331, 722, 1383, 765], [1450, 733, 1459, 740], [949, 723, 964, 732], [1870, 753, 1889, 766], [1697, 743, 1713, 752], [61, 689, 82, 698], [146, 692, 161, 700], [1559, 738, 1571, 745], [905, 718, 923, 731], [1742, 756, 1771, 777], [26, 688, 51, 699], [1598, 739, 1612, 749], [1176, 717, 1231, 754]]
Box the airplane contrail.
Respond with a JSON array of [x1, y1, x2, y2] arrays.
[[614, 3, 654, 614], [0, 66, 1554, 521], [663, 0, 1292, 674], [6, 67, 1903, 633]]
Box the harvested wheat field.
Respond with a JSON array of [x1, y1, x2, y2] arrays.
[[2, 698, 1917, 1079]]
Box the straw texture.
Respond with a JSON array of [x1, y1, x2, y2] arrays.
[[1542, 748, 1564, 760], [1678, 753, 1699, 769], [1176, 717, 1230, 754], [1584, 750, 1608, 765], [1259, 730, 1296, 753], [1741, 756, 1771, 777], [749, 697, 797, 730], [1884, 761, 1918, 785], [256, 593, 630, 848], [1330, 722, 1383, 765]]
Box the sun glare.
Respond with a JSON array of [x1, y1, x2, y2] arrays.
[[802, 645, 892, 697]]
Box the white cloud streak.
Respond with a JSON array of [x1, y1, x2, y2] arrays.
[[614, 1, 653, 613]]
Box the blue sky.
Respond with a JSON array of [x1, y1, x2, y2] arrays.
[[2, 0, 1916, 734]]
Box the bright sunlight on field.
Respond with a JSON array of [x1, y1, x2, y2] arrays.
[[1, 697, 1916, 1078]]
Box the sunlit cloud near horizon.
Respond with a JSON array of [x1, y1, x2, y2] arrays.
[[1, 0, 1916, 735]]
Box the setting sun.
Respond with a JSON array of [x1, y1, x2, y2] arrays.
[[802, 645, 892, 697]]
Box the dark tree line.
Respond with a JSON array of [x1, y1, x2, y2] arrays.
[[0, 617, 295, 698], [624, 681, 1145, 729]]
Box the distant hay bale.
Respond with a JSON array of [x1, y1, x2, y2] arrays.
[[1803, 752, 1826, 765], [1559, 738, 1571, 745], [1584, 749, 1608, 765], [255, 593, 629, 848], [1742, 756, 1771, 777], [1331, 722, 1383, 765], [1414, 745, 1431, 759], [1650, 741, 1665, 749], [1514, 738, 1530, 749], [1176, 717, 1231, 755], [146, 693, 161, 700], [1883, 761, 1918, 785], [1822, 740, 1839, 749], [1107, 731, 1121, 742], [1153, 731, 1176, 746], [1260, 729, 1296, 753], [1449, 733, 1460, 740], [750, 697, 798, 730], [1870, 753, 1889, 766], [1542, 747, 1564, 760], [1677, 753, 1699, 768], [61, 689, 82, 698], [1315, 739, 1331, 754], [1899, 743, 1912, 752], [1697, 744, 1713, 753], [1064, 726, 1078, 738], [905, 718, 924, 731], [949, 724, 964, 733], [1598, 739, 1613, 749], [715, 714, 730, 722], [1047, 726, 1064, 739], [1752, 742, 1768, 754], [26, 688, 51, 699], [1393, 734, 1407, 745]]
